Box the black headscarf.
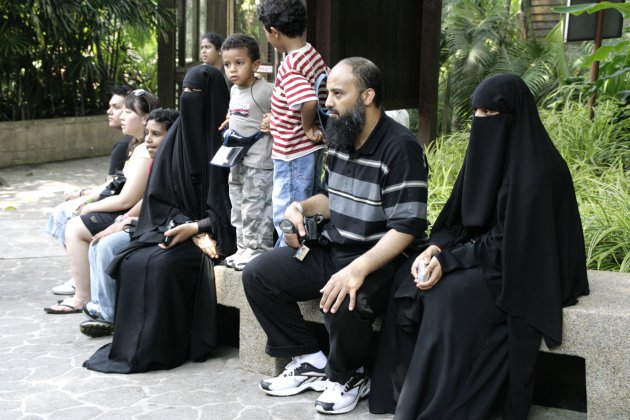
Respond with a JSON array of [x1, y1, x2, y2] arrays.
[[131, 64, 235, 255], [433, 73, 589, 347]]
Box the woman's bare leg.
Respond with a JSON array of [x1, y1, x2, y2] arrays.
[[46, 216, 92, 312]]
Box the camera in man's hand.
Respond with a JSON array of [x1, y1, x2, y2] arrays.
[[302, 214, 328, 245], [162, 219, 178, 246], [279, 214, 328, 246]]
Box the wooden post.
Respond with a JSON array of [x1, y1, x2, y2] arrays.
[[588, 7, 605, 120], [192, 0, 200, 62], [158, 0, 177, 108], [418, 0, 442, 145]]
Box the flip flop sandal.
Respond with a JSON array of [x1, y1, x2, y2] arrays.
[[44, 303, 82, 314]]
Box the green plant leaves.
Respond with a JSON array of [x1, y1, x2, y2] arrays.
[[552, 2, 630, 18]]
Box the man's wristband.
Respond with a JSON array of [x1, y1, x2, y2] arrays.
[[290, 201, 303, 214]]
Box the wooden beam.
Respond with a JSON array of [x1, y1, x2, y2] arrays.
[[207, 0, 228, 36], [158, 0, 177, 108], [192, 0, 200, 61], [177, 0, 186, 67], [308, 0, 332, 65], [418, 0, 442, 145]]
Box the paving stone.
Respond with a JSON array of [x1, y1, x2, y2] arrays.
[[49, 407, 104, 420], [199, 402, 245, 419], [135, 406, 199, 419], [22, 390, 84, 415], [79, 385, 147, 409]]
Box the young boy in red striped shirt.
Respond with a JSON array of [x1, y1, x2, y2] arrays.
[[257, 0, 329, 246]]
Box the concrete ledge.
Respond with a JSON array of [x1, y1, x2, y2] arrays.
[[214, 266, 630, 418], [0, 116, 118, 168], [540, 270, 630, 418]]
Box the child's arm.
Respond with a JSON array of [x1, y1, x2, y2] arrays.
[[219, 111, 230, 131], [301, 100, 324, 143], [260, 113, 271, 133]]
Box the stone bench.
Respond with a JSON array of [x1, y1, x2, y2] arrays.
[[214, 266, 630, 419]]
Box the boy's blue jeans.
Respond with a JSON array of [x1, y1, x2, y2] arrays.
[[272, 150, 323, 246], [88, 231, 130, 322]]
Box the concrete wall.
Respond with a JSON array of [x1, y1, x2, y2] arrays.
[[0, 116, 119, 168]]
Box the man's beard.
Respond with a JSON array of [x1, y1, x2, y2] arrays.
[[325, 99, 366, 150]]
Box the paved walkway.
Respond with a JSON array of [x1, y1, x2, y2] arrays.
[[0, 157, 584, 419]]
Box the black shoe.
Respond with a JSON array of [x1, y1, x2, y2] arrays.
[[80, 319, 114, 338]]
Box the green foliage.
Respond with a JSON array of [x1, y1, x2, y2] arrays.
[[438, 0, 573, 134], [551, 1, 630, 103], [426, 100, 629, 272], [552, 2, 630, 18], [577, 164, 630, 272], [424, 130, 468, 223], [0, 0, 174, 121]]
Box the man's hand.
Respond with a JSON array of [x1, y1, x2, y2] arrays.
[[283, 203, 306, 249], [319, 262, 367, 313]]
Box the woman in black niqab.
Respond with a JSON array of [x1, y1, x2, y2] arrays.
[[84, 65, 235, 373], [369, 74, 589, 419]]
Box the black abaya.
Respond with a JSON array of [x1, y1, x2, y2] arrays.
[[84, 65, 233, 373], [370, 74, 589, 419], [85, 241, 215, 372]]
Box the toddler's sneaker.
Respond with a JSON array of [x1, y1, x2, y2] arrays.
[[224, 249, 244, 268], [314, 369, 370, 414], [82, 301, 103, 320], [259, 357, 327, 396], [233, 248, 264, 271]]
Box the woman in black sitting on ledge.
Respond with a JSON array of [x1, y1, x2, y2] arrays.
[[84, 65, 235, 373], [369, 74, 590, 419]]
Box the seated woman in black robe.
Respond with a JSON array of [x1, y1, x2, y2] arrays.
[[83, 64, 235, 373], [369, 74, 590, 419]]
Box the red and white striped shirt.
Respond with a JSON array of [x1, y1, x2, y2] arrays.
[[270, 43, 328, 161]]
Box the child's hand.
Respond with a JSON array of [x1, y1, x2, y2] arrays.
[[218, 117, 229, 131], [260, 113, 271, 133], [305, 126, 324, 143]]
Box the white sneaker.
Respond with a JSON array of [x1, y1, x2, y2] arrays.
[[224, 249, 245, 268], [259, 357, 328, 396], [315, 370, 370, 414], [52, 279, 75, 295], [233, 248, 264, 271]]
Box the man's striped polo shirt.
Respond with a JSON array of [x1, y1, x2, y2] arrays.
[[321, 113, 428, 253]]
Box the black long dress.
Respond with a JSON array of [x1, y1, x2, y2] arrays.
[[370, 74, 590, 419], [84, 65, 235, 373]]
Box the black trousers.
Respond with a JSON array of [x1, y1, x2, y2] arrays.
[[242, 244, 399, 383]]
